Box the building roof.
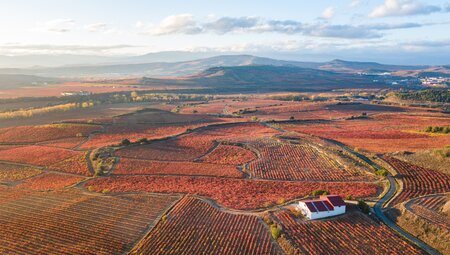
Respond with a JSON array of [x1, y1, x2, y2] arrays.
[[321, 195, 346, 207], [304, 201, 318, 213]]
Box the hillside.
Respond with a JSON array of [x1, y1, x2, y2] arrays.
[[0, 74, 61, 89], [0, 54, 438, 79], [140, 65, 388, 91]]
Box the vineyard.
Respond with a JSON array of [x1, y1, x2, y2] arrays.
[[116, 122, 277, 162], [48, 152, 91, 176], [38, 137, 86, 149], [84, 175, 379, 210], [281, 113, 450, 153], [0, 146, 82, 167], [0, 123, 102, 143], [114, 158, 243, 178], [78, 123, 200, 150], [406, 195, 450, 230], [246, 139, 371, 181], [272, 210, 425, 255], [131, 196, 281, 255], [0, 163, 42, 183], [197, 144, 257, 165], [16, 173, 85, 191], [384, 157, 450, 205], [0, 189, 180, 255]]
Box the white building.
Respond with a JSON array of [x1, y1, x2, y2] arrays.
[[297, 195, 346, 220]]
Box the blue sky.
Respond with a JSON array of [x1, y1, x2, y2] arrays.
[[0, 0, 449, 64]]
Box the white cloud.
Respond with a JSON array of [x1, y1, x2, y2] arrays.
[[369, 0, 441, 18], [321, 7, 336, 19], [349, 0, 362, 8], [43, 19, 75, 32], [0, 43, 136, 55], [138, 14, 431, 39], [85, 22, 108, 32], [152, 14, 202, 35]]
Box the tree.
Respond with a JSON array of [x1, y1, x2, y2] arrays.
[[120, 138, 131, 146], [358, 200, 370, 214], [271, 224, 281, 239]]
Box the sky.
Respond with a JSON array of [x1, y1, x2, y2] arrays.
[[0, 0, 449, 64]]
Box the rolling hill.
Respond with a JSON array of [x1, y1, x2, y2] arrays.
[[0, 55, 437, 79]]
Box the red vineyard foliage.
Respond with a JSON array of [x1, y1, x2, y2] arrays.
[[0, 163, 42, 182], [273, 210, 425, 255], [198, 144, 257, 165], [38, 137, 86, 149], [16, 173, 85, 191], [85, 175, 379, 210], [131, 196, 281, 255], [0, 124, 102, 143], [116, 122, 278, 162], [0, 189, 180, 255], [48, 152, 91, 176], [0, 145, 82, 166], [384, 157, 450, 205], [114, 158, 243, 178], [247, 139, 372, 181]]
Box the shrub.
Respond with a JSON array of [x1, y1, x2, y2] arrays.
[[271, 224, 281, 239], [101, 188, 110, 194], [358, 200, 370, 214], [87, 185, 95, 192], [375, 169, 388, 177], [120, 139, 131, 146], [311, 189, 329, 196], [277, 198, 286, 205], [289, 116, 295, 120], [345, 195, 353, 200]]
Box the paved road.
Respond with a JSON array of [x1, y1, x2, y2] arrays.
[[373, 176, 441, 255], [252, 122, 441, 254]]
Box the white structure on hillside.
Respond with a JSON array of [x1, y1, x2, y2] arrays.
[[297, 195, 346, 220]]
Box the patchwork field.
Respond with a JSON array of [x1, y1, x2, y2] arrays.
[[384, 157, 450, 205], [131, 197, 282, 255], [0, 189, 180, 255], [272, 210, 425, 255], [1, 95, 447, 254], [281, 112, 450, 153], [246, 138, 373, 181], [84, 175, 379, 210]]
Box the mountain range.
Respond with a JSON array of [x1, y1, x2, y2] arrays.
[[0, 54, 447, 79]]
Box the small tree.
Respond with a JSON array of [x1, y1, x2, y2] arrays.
[[120, 138, 131, 146], [375, 169, 388, 177], [271, 224, 281, 239], [358, 200, 370, 214], [312, 189, 329, 196]]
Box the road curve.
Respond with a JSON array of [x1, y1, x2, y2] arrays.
[[373, 176, 441, 255]]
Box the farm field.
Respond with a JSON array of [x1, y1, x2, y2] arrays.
[[0, 123, 102, 143], [131, 196, 282, 255], [0, 163, 42, 183], [1, 95, 447, 254], [246, 138, 373, 181], [407, 195, 450, 230], [273, 210, 425, 255], [114, 158, 244, 178], [84, 175, 379, 210], [115, 122, 278, 161], [0, 145, 83, 167], [280, 112, 450, 153], [0, 188, 180, 255], [383, 157, 450, 205]]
